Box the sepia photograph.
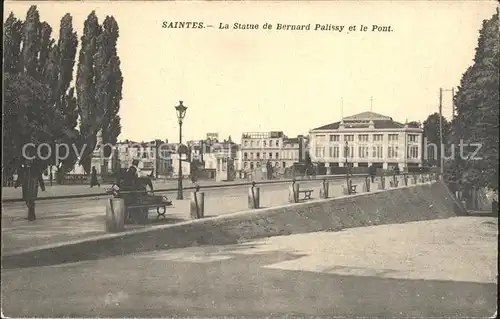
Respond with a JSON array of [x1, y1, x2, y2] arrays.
[[2, 0, 499, 317]]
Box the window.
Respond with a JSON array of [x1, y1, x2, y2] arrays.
[[283, 161, 286, 168], [275, 152, 279, 159], [372, 145, 383, 159], [256, 140, 260, 147], [275, 140, 279, 147], [250, 162, 254, 169], [330, 135, 340, 142], [275, 162, 279, 167], [388, 145, 399, 158], [388, 134, 398, 142], [344, 146, 354, 158], [344, 135, 354, 142], [263, 140, 267, 147], [373, 134, 383, 142], [408, 134, 418, 143], [358, 145, 369, 158], [407, 145, 419, 159], [256, 152, 260, 159], [256, 161, 261, 167], [244, 162, 248, 169], [329, 145, 340, 158], [269, 152, 273, 159], [358, 134, 369, 142], [250, 152, 254, 159], [250, 140, 254, 147], [315, 147, 325, 158]]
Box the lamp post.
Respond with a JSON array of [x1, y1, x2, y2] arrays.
[[344, 141, 351, 194], [175, 101, 187, 200]]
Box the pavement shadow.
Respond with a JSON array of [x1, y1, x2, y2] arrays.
[[468, 211, 497, 217]]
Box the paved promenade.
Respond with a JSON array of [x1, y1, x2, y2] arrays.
[[1, 178, 250, 200], [2, 217, 497, 317], [2, 178, 363, 253]]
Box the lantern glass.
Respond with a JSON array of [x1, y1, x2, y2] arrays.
[[175, 101, 187, 120]]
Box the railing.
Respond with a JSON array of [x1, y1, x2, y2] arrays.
[[1, 172, 440, 204]]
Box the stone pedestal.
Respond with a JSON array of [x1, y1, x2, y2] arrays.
[[248, 186, 260, 209], [320, 180, 330, 199], [362, 178, 370, 192], [105, 198, 125, 233], [190, 191, 205, 219], [288, 182, 299, 203], [378, 176, 386, 190]]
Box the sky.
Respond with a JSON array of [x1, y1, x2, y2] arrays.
[[4, 0, 498, 144]]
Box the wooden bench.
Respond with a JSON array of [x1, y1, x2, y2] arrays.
[[127, 201, 173, 219], [298, 189, 314, 200], [125, 193, 173, 221]]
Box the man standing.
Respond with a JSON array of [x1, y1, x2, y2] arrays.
[[16, 161, 42, 221]]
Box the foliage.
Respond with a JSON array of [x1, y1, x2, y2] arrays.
[[448, 9, 499, 190], [3, 73, 65, 170], [3, 6, 123, 180], [96, 16, 123, 160], [422, 112, 451, 166], [76, 11, 103, 174]]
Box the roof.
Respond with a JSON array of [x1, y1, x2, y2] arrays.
[[311, 111, 406, 131]]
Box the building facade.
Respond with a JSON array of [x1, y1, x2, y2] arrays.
[[309, 111, 423, 170], [241, 131, 306, 171], [115, 139, 174, 176]]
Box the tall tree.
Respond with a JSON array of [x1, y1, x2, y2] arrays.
[[76, 11, 102, 174], [55, 14, 80, 176], [450, 9, 499, 190], [94, 16, 123, 173], [21, 6, 42, 79], [422, 112, 451, 167], [4, 13, 23, 74]]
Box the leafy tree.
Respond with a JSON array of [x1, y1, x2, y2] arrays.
[[95, 16, 123, 171], [449, 9, 499, 191], [21, 6, 42, 79], [54, 14, 79, 177], [3, 73, 65, 171], [76, 11, 102, 174], [422, 112, 451, 167], [4, 13, 23, 74]]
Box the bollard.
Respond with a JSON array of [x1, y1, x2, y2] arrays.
[[389, 176, 398, 188], [411, 175, 417, 185], [320, 179, 330, 199], [190, 185, 205, 219], [362, 177, 370, 192], [105, 197, 125, 233], [248, 181, 260, 209], [378, 176, 386, 190], [288, 180, 299, 203]]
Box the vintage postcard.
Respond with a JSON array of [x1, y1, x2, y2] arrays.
[[2, 0, 498, 317]]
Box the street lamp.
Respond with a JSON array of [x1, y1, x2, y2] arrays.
[[175, 101, 187, 200], [344, 141, 351, 194]]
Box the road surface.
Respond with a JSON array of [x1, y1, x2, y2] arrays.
[[1, 175, 357, 201], [2, 216, 497, 317], [2, 178, 363, 253]]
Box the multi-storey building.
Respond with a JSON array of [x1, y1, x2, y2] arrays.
[[115, 139, 174, 176], [187, 134, 242, 172], [241, 131, 306, 171], [309, 111, 423, 170]]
